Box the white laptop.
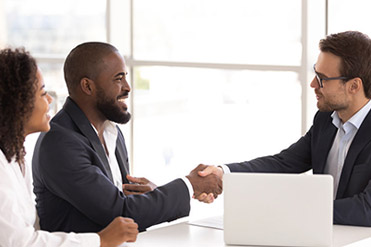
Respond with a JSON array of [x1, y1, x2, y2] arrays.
[[224, 173, 333, 247]]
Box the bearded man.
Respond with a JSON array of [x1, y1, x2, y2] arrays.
[[32, 42, 222, 233]]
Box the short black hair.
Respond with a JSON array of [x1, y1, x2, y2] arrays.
[[64, 42, 118, 95]]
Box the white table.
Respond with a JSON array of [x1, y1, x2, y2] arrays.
[[123, 217, 371, 247]]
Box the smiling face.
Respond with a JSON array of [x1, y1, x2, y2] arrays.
[[24, 69, 53, 135], [94, 51, 131, 124]]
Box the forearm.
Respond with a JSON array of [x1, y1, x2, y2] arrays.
[[123, 178, 191, 231], [227, 153, 311, 174], [334, 196, 371, 226], [0, 218, 99, 247]]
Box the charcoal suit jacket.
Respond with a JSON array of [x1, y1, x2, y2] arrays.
[[227, 110, 371, 226], [32, 97, 190, 232]]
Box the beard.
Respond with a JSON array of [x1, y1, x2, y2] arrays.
[[317, 101, 334, 112], [317, 97, 348, 113], [315, 88, 348, 113], [96, 88, 131, 124]]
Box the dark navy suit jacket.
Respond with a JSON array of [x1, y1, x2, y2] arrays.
[[32, 97, 190, 232], [227, 110, 371, 226]]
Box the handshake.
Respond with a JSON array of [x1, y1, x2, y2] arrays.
[[186, 164, 223, 203], [123, 164, 224, 204]]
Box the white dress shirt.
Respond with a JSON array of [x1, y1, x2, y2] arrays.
[[0, 150, 100, 247], [101, 121, 124, 191], [325, 100, 371, 197]]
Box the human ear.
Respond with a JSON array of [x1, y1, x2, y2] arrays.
[[80, 78, 94, 96], [348, 78, 362, 93]]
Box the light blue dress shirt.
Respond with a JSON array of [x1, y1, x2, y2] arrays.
[[325, 100, 371, 197]]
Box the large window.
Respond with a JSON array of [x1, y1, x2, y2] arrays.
[[0, 0, 108, 163], [133, 0, 301, 65], [0, 0, 309, 207], [328, 0, 371, 37], [3, 0, 370, 219], [2, 0, 106, 109], [129, 0, 308, 186], [132, 67, 302, 183]]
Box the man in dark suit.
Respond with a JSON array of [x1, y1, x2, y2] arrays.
[[198, 31, 371, 226], [32, 42, 222, 233]]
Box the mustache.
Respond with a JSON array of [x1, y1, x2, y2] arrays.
[[117, 91, 129, 99]]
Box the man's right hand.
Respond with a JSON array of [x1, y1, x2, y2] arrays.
[[194, 165, 224, 203], [198, 165, 224, 179], [186, 164, 223, 202], [98, 217, 138, 247]]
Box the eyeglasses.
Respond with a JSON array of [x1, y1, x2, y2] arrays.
[[313, 64, 350, 88]]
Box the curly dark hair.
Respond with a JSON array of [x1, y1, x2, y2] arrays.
[[0, 48, 38, 166]]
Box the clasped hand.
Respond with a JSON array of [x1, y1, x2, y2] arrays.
[[186, 164, 223, 204], [123, 175, 157, 195], [122, 165, 224, 204]]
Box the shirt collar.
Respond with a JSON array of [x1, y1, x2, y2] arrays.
[[331, 99, 371, 131], [90, 121, 118, 137], [91, 121, 118, 158], [102, 121, 118, 137]]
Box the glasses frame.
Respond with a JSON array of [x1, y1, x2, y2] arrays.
[[313, 64, 350, 88]]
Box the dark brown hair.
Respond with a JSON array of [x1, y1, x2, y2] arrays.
[[319, 31, 371, 98], [0, 48, 38, 165]]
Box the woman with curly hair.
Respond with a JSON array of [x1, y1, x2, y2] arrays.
[[0, 48, 138, 247]]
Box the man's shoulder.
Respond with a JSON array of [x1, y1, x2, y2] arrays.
[[50, 108, 74, 127], [38, 112, 86, 148]]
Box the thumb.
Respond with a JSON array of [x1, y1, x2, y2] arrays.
[[198, 166, 213, 177], [126, 175, 138, 183]]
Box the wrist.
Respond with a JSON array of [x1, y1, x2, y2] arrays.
[[98, 233, 106, 247]]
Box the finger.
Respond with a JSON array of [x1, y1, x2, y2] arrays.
[[127, 233, 138, 242], [217, 181, 223, 194], [197, 166, 214, 177], [126, 174, 135, 182], [190, 164, 206, 173], [123, 190, 135, 195], [122, 217, 135, 223], [126, 222, 139, 230], [206, 193, 215, 203], [123, 190, 144, 195], [196, 193, 208, 201], [126, 175, 144, 184], [199, 193, 214, 203], [123, 184, 150, 192]]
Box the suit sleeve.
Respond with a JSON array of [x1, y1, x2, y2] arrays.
[[226, 126, 313, 174], [333, 142, 371, 226], [36, 131, 190, 231], [334, 193, 371, 226], [224, 109, 371, 227]]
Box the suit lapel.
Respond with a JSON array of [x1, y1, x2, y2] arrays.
[[313, 116, 337, 174], [337, 110, 371, 198], [63, 97, 114, 182], [115, 128, 130, 184]]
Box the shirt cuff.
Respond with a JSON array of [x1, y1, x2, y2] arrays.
[[181, 177, 194, 199], [78, 233, 101, 247], [219, 164, 230, 174]]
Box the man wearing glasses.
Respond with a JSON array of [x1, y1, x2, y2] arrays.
[[198, 31, 371, 226]]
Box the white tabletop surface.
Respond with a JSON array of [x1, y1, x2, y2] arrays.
[[122, 216, 371, 247]]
